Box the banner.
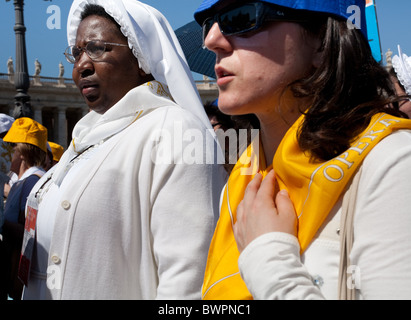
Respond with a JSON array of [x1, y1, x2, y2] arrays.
[[366, 0, 382, 63]]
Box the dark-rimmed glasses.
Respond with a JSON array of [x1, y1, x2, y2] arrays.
[[64, 40, 129, 64], [202, 2, 306, 45]]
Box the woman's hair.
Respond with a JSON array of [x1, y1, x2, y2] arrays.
[[290, 17, 407, 161], [16, 143, 46, 168]]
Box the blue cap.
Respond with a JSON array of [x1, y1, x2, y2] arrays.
[[194, 0, 367, 38]]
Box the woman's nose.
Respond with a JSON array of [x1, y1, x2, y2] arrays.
[[204, 22, 232, 53]]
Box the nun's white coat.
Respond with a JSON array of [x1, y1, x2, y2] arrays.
[[22, 0, 225, 300]]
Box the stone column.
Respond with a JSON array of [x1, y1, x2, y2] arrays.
[[57, 107, 67, 148], [33, 105, 42, 123]]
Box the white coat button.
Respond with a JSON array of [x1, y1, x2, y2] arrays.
[[51, 255, 61, 264], [61, 200, 71, 210], [313, 275, 324, 287]]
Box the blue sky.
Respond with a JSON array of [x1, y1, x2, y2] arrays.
[[0, 0, 410, 78]]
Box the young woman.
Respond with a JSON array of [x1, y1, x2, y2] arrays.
[[195, 0, 411, 299]]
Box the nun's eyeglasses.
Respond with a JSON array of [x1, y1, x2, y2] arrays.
[[64, 40, 128, 64], [202, 2, 306, 45]]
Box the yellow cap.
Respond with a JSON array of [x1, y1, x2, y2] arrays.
[[3, 117, 48, 152], [48, 141, 64, 161]]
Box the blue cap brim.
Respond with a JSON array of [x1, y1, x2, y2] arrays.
[[194, 0, 367, 39]]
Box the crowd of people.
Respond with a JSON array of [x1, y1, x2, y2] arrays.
[[1, 0, 411, 300], [0, 116, 63, 300]]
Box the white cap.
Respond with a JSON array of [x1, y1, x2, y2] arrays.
[[0, 114, 15, 135], [392, 45, 411, 96]]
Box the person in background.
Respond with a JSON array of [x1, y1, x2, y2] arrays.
[[0, 113, 17, 201], [0, 114, 15, 175], [205, 99, 237, 174], [48, 142, 64, 167], [43, 142, 64, 172], [0, 118, 47, 300], [22, 0, 224, 300], [195, 0, 411, 300], [0, 114, 15, 232], [205, 99, 235, 132], [42, 144, 54, 172], [205, 99, 260, 175], [391, 45, 411, 117]]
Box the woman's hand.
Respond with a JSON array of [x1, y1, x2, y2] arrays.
[[233, 170, 297, 253]]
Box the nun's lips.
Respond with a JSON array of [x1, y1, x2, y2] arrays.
[[78, 79, 99, 98], [82, 86, 98, 96]]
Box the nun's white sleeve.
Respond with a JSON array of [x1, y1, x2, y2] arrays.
[[149, 108, 225, 299]]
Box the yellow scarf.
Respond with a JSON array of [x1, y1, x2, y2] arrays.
[[202, 113, 411, 300]]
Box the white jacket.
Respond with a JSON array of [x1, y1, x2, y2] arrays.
[[238, 130, 411, 300], [23, 83, 226, 300]]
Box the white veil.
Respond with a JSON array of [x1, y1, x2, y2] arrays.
[[67, 0, 212, 130]]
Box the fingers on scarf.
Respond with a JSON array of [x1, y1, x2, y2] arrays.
[[237, 173, 263, 223], [275, 189, 298, 233], [275, 190, 293, 214], [255, 169, 276, 206], [243, 172, 263, 204]]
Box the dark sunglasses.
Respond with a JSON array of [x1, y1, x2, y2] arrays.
[[202, 2, 306, 45]]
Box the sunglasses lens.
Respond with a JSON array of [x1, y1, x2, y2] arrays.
[[219, 4, 258, 35], [202, 18, 214, 44], [202, 3, 259, 44]]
